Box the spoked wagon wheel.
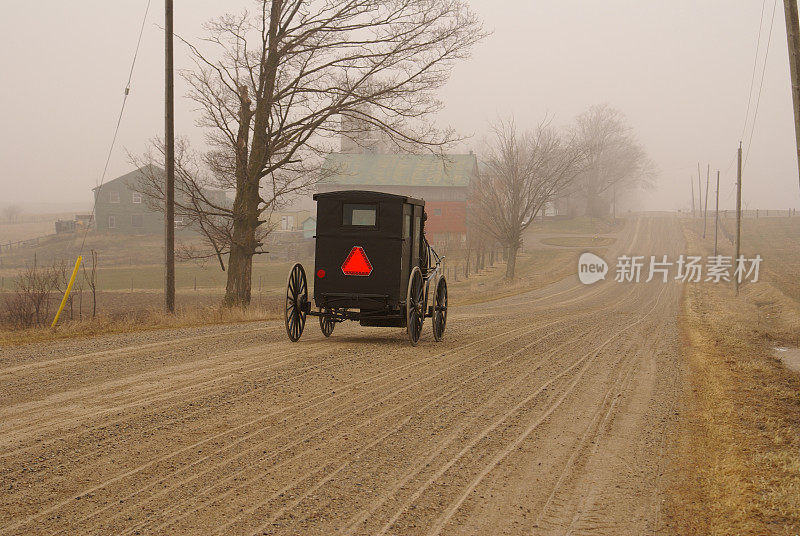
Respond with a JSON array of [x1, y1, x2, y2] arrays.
[[319, 311, 335, 337], [432, 276, 448, 342], [284, 263, 308, 342], [406, 267, 424, 346]]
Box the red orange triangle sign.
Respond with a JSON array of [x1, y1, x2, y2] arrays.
[[341, 246, 373, 276]]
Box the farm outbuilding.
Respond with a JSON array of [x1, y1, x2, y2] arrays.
[[92, 165, 227, 235], [317, 152, 477, 248]]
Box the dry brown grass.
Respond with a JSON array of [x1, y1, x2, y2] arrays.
[[449, 247, 576, 306], [0, 302, 281, 347], [667, 219, 800, 535]]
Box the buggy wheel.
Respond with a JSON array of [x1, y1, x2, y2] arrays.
[[406, 267, 424, 346], [432, 276, 448, 342], [284, 263, 308, 342], [319, 311, 335, 337]]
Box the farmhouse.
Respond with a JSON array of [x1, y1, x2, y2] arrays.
[[317, 152, 477, 247], [93, 165, 227, 234]]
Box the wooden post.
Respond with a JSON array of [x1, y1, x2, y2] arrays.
[[714, 170, 720, 257], [735, 143, 743, 296], [703, 164, 710, 237], [783, 0, 800, 194], [164, 0, 176, 313], [697, 162, 703, 220]]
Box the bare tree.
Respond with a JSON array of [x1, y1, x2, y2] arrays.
[[2, 205, 22, 224], [570, 104, 654, 217], [471, 119, 584, 280], [2, 256, 61, 327], [138, 0, 485, 306]]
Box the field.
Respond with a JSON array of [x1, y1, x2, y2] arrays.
[[0, 221, 56, 244], [666, 216, 800, 535]]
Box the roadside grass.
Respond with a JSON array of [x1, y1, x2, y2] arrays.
[[0, 291, 282, 347], [449, 247, 576, 306], [667, 218, 800, 535]]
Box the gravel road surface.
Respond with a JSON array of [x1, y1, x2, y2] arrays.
[[0, 217, 683, 535]]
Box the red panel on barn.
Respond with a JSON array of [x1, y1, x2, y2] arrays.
[[424, 201, 467, 234]]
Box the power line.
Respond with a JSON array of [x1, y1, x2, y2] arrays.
[[78, 0, 153, 253], [742, 0, 768, 141], [744, 0, 779, 169]]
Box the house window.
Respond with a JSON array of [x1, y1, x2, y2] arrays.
[[131, 214, 143, 228], [433, 208, 442, 216], [109, 191, 120, 203], [280, 215, 295, 231], [108, 215, 116, 229], [174, 216, 184, 227], [132, 192, 142, 204]]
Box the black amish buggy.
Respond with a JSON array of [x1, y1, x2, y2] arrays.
[[283, 190, 448, 345]]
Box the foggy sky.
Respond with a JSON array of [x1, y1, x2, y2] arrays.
[[1, 0, 798, 212]]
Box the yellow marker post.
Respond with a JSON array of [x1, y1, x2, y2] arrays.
[[51, 256, 82, 328]]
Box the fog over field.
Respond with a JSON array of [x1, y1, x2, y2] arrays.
[[0, 1, 798, 211]]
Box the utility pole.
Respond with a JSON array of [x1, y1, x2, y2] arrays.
[[691, 177, 696, 217], [714, 170, 720, 257], [784, 0, 800, 193], [164, 0, 175, 313], [735, 143, 743, 296], [697, 164, 702, 219], [703, 164, 710, 237]]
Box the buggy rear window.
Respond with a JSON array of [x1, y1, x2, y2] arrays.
[[343, 203, 377, 227]]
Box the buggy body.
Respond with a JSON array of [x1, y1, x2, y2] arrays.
[[283, 190, 447, 345]]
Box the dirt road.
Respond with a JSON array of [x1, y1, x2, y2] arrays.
[[0, 217, 684, 535]]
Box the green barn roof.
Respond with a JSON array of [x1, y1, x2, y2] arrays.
[[321, 153, 476, 187]]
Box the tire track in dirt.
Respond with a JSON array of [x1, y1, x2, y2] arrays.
[[371, 287, 667, 536], [68, 287, 645, 535], [215, 321, 621, 536], [1, 303, 600, 535], [126, 285, 650, 535]]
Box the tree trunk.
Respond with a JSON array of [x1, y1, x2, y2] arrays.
[[224, 85, 256, 307], [225, 240, 253, 306], [505, 244, 518, 279], [224, 185, 259, 306]]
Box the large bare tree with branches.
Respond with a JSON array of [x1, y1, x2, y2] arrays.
[[570, 104, 654, 217], [139, 0, 484, 306], [471, 120, 585, 279]]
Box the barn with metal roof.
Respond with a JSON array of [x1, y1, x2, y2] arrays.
[[317, 152, 478, 246]]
